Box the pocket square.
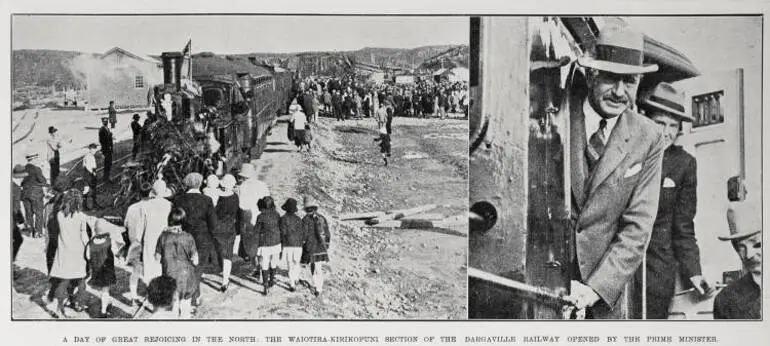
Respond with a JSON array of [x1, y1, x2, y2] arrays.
[[624, 163, 642, 178], [663, 177, 676, 188]]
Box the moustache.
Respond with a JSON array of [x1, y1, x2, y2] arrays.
[[603, 95, 629, 104]]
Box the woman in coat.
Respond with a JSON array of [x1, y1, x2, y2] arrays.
[[255, 196, 282, 295], [47, 189, 92, 318], [212, 174, 240, 292], [300, 195, 331, 297], [172, 173, 218, 307], [279, 198, 304, 291]]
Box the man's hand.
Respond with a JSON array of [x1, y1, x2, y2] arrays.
[[689, 276, 715, 297], [564, 280, 601, 310]]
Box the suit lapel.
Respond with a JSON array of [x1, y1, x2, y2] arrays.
[[570, 98, 587, 208], [587, 109, 632, 195]]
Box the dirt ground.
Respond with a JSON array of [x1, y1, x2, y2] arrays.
[[11, 111, 468, 320]]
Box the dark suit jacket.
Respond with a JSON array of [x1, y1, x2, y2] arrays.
[[12, 182, 25, 225], [21, 164, 47, 197], [713, 273, 761, 319], [643, 145, 702, 300], [99, 126, 113, 152], [570, 98, 665, 319]]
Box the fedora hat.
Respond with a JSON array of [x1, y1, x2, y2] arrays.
[[642, 82, 692, 121], [720, 203, 762, 241], [238, 163, 258, 178], [303, 195, 319, 210], [281, 198, 298, 213], [12, 165, 28, 179], [48, 126, 58, 134], [577, 26, 658, 75]]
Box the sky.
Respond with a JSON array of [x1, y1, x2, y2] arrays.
[[12, 15, 470, 55], [624, 16, 762, 73]]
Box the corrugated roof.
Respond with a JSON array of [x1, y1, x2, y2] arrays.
[[191, 54, 273, 79]]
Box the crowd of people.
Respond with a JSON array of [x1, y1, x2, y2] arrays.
[[292, 75, 469, 123], [12, 156, 332, 319]]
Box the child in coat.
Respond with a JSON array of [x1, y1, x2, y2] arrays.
[[85, 219, 124, 318], [155, 208, 199, 319], [374, 126, 391, 166]]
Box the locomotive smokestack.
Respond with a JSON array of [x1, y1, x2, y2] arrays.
[[161, 52, 184, 91]]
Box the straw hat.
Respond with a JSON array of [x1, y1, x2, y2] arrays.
[[720, 203, 762, 241], [577, 26, 658, 75], [238, 163, 258, 179], [303, 195, 319, 210], [220, 174, 236, 189], [641, 82, 692, 121]]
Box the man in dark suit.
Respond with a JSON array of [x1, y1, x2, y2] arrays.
[[713, 203, 761, 319], [635, 82, 712, 319], [564, 26, 666, 319], [130, 113, 142, 159], [98, 117, 113, 182], [12, 165, 27, 260], [22, 154, 47, 238]]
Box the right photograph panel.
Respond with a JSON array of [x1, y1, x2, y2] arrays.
[[468, 16, 762, 320]]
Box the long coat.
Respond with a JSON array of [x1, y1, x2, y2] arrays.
[[300, 212, 330, 264], [570, 96, 665, 319], [635, 145, 701, 319], [50, 212, 91, 279], [173, 192, 219, 274]]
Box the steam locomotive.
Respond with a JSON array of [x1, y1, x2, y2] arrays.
[[120, 50, 293, 203]]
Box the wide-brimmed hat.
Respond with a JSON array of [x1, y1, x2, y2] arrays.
[[720, 203, 762, 241], [151, 179, 172, 198], [101, 117, 109, 122], [48, 126, 58, 134], [303, 195, 319, 210], [238, 163, 258, 179], [281, 198, 298, 213], [641, 82, 692, 121], [12, 165, 27, 179], [220, 174, 236, 189], [577, 26, 658, 75], [205, 174, 220, 188], [25, 153, 39, 160]]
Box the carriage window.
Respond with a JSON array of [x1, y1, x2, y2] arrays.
[[203, 88, 226, 108], [692, 91, 725, 128]]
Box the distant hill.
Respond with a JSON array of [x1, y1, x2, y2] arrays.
[[13, 44, 468, 90], [12, 49, 96, 89]]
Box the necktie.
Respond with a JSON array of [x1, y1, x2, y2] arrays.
[[585, 118, 607, 171]]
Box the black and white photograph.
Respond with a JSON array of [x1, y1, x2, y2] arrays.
[[468, 16, 761, 320], [10, 14, 470, 320]]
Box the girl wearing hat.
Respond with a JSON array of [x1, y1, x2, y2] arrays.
[[279, 198, 303, 292], [155, 208, 199, 318], [255, 196, 282, 295], [85, 219, 124, 318], [300, 195, 331, 297], [212, 174, 240, 292]]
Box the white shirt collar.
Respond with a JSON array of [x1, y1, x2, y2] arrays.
[[186, 189, 201, 194], [583, 100, 619, 145]]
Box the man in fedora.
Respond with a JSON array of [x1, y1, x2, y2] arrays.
[[22, 153, 48, 238], [713, 203, 762, 319], [12, 165, 28, 261], [564, 26, 666, 319], [99, 117, 113, 183], [131, 113, 142, 160], [635, 82, 712, 319]]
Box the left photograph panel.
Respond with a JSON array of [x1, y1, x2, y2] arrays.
[[10, 14, 470, 320]]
